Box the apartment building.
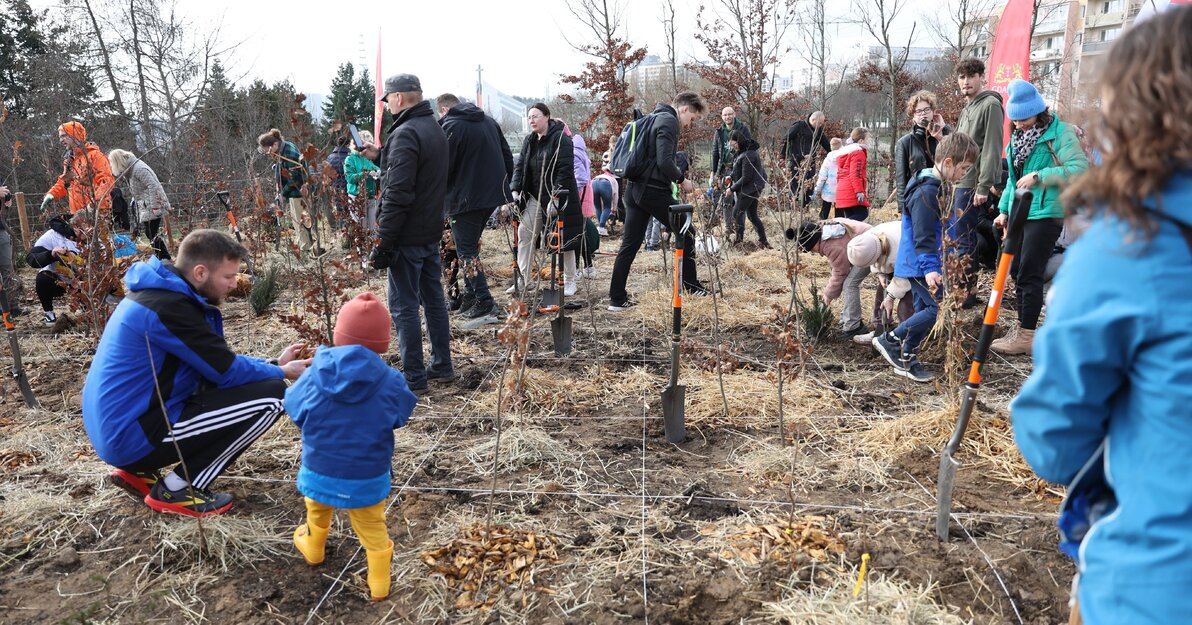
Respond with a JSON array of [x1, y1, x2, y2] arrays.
[[961, 0, 1146, 111]]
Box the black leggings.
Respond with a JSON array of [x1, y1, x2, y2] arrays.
[[1011, 218, 1064, 330], [835, 206, 869, 222], [36, 271, 66, 312], [734, 195, 768, 243], [143, 218, 171, 260]]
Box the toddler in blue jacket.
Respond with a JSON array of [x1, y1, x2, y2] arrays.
[[872, 133, 978, 383], [285, 292, 417, 602]]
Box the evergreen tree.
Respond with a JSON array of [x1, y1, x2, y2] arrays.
[[0, 0, 53, 118], [353, 66, 375, 134], [321, 62, 357, 132]]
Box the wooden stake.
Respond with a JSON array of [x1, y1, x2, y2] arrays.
[[14, 193, 31, 249]]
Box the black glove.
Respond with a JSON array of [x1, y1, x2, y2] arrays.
[[369, 247, 393, 270]]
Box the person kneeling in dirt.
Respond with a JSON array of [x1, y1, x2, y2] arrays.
[[286, 292, 417, 602], [871, 133, 979, 383], [26, 214, 84, 326], [845, 220, 917, 345], [82, 230, 311, 517], [793, 217, 872, 340]]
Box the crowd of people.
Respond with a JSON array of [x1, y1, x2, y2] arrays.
[[0, 6, 1184, 618]]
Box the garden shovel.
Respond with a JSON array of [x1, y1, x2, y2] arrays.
[[0, 284, 40, 409], [661, 203, 694, 444], [936, 189, 1032, 540], [539, 191, 567, 308]]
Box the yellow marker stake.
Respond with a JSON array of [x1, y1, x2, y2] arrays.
[[853, 553, 870, 597]]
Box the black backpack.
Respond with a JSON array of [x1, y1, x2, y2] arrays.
[[609, 113, 657, 181]]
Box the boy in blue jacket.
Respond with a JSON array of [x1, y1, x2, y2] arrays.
[[285, 292, 417, 602], [872, 133, 979, 382]]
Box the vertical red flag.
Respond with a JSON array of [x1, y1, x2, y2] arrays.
[[987, 0, 1032, 148], [374, 29, 383, 143]]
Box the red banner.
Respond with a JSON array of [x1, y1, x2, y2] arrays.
[[987, 0, 1032, 148], [373, 29, 383, 143]]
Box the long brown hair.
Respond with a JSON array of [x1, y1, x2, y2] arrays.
[[1062, 6, 1192, 233]]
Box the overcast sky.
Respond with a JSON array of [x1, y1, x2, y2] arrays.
[[43, 0, 927, 99]]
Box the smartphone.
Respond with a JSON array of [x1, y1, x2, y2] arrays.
[[348, 124, 364, 149]]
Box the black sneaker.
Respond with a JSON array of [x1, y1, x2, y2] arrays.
[[144, 481, 234, 518], [871, 332, 906, 370], [897, 356, 935, 383], [841, 323, 870, 340], [463, 300, 497, 320], [608, 299, 637, 312], [427, 369, 457, 383], [454, 293, 476, 315], [685, 283, 711, 297]]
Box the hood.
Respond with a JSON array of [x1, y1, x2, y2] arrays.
[[542, 118, 566, 141], [740, 138, 760, 153], [446, 102, 487, 123], [48, 215, 76, 239], [904, 169, 942, 203], [305, 344, 394, 403], [971, 90, 1004, 108], [653, 103, 678, 118], [124, 256, 206, 305], [837, 143, 865, 157], [389, 100, 434, 131]]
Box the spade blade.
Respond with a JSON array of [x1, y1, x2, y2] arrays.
[[660, 385, 686, 443], [935, 452, 960, 540], [541, 287, 560, 307], [551, 315, 572, 355]]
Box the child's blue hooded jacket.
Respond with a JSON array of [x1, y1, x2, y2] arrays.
[[285, 345, 417, 508]]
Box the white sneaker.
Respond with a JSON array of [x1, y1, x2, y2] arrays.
[[597, 226, 608, 236], [582, 266, 596, 279], [851, 331, 876, 345], [564, 281, 577, 297], [43, 311, 57, 326]]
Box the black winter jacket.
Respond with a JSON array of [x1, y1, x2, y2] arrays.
[[712, 119, 752, 177], [378, 100, 448, 249], [639, 103, 685, 191], [894, 124, 952, 213], [510, 119, 583, 251], [730, 140, 767, 197], [441, 103, 515, 217], [782, 119, 831, 172]]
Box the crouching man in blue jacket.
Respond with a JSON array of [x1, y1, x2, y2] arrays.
[[82, 230, 311, 517]]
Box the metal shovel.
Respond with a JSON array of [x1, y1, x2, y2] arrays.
[[539, 191, 567, 307], [936, 189, 1032, 540], [661, 203, 694, 443], [0, 285, 40, 409]]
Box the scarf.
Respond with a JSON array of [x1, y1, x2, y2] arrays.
[[1012, 125, 1046, 175]]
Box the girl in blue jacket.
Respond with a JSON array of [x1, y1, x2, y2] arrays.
[[1012, 8, 1192, 623], [285, 292, 417, 602]]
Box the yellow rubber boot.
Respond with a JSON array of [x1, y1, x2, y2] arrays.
[[293, 521, 330, 566], [366, 540, 394, 601]]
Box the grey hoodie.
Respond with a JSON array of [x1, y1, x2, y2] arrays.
[[956, 90, 1005, 195]]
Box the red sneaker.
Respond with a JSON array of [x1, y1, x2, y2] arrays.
[[144, 481, 234, 518], [109, 469, 160, 498]]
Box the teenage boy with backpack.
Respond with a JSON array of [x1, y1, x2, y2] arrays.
[[607, 92, 708, 311], [872, 132, 979, 382]]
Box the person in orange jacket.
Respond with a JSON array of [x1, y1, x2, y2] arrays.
[[41, 121, 114, 215]]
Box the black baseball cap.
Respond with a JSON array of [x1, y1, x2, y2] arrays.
[[381, 74, 421, 101]]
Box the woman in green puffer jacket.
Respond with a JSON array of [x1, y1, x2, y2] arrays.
[[990, 79, 1089, 356]]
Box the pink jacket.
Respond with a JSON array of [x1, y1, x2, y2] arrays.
[[812, 218, 872, 302], [580, 181, 595, 218]]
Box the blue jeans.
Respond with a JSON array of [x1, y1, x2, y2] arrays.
[[892, 277, 940, 357], [593, 179, 613, 227], [386, 244, 453, 388], [946, 188, 980, 256], [449, 207, 494, 309]]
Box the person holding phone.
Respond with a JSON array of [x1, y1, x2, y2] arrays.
[[894, 90, 951, 215], [345, 129, 381, 231]]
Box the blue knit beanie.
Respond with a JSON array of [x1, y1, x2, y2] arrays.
[[1006, 79, 1047, 121]]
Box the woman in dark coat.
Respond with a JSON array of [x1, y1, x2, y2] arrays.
[[508, 103, 583, 295]]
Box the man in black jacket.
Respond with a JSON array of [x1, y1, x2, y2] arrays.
[[608, 91, 707, 311], [711, 107, 751, 237], [371, 74, 454, 392], [437, 93, 514, 321], [781, 111, 831, 206]]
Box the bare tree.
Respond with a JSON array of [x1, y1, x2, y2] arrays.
[[923, 0, 995, 59], [661, 0, 679, 91], [856, 0, 916, 195], [81, 0, 129, 119], [795, 1, 856, 110]]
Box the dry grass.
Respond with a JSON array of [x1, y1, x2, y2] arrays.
[[752, 570, 970, 625], [462, 426, 575, 476], [464, 364, 656, 418], [147, 513, 293, 574]]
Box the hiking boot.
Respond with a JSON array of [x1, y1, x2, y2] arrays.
[[454, 292, 476, 316], [293, 521, 330, 566], [871, 331, 905, 370], [851, 330, 876, 345], [608, 299, 637, 312], [427, 369, 457, 383], [990, 326, 1035, 356], [43, 311, 57, 326], [896, 356, 935, 383], [841, 323, 870, 340], [463, 300, 498, 320], [110, 468, 160, 498], [144, 481, 234, 518]]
